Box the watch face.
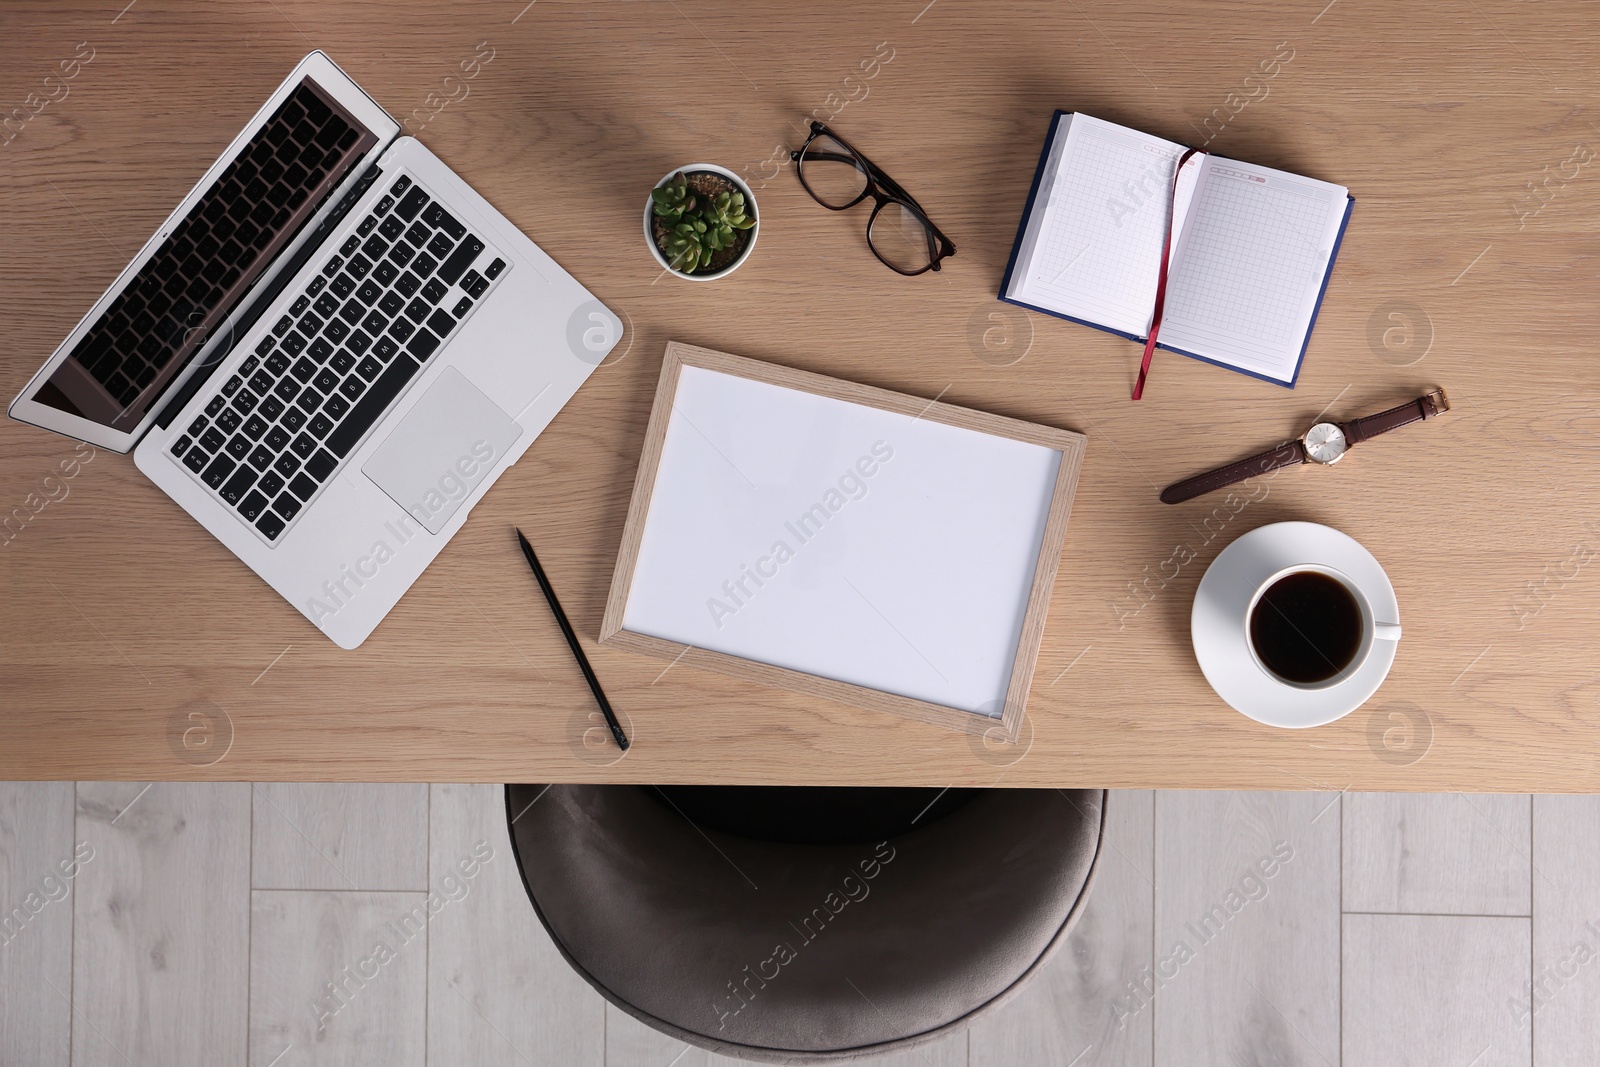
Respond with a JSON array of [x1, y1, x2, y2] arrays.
[[1303, 422, 1348, 464]]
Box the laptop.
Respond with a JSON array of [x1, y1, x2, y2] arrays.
[[8, 52, 621, 649]]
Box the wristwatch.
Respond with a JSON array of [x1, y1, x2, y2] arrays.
[[1160, 388, 1449, 504]]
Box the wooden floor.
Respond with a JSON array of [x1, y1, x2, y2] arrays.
[[0, 783, 1583, 1065]]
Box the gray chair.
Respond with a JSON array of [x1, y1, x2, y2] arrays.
[[505, 784, 1105, 1064]]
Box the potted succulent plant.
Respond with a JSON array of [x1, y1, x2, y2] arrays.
[[645, 165, 758, 280]]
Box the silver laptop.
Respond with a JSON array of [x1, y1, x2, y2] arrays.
[[8, 52, 620, 648]]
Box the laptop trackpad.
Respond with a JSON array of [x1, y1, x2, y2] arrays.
[[361, 368, 523, 535]]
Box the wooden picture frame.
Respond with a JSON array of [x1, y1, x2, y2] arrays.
[[599, 341, 1087, 741]]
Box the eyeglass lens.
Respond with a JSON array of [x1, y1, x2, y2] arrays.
[[797, 134, 870, 207], [868, 202, 936, 274]]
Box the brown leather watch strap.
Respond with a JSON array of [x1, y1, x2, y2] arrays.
[[1161, 440, 1307, 504], [1339, 388, 1449, 446]]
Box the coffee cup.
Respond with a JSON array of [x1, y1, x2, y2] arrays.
[[1244, 563, 1401, 691]]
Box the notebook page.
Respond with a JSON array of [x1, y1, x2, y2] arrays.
[[1012, 115, 1196, 338], [1159, 157, 1349, 383]]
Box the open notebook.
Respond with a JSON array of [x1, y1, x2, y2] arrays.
[[1000, 112, 1353, 388]]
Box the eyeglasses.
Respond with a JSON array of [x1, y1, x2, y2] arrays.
[[790, 121, 955, 276]]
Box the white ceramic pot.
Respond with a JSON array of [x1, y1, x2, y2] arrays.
[[644, 163, 759, 281]]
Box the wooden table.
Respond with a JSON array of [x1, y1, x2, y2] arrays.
[[2, 0, 1595, 789]]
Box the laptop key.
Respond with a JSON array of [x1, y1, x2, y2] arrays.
[[379, 291, 405, 317], [357, 215, 377, 237], [244, 414, 269, 440], [216, 408, 242, 433], [266, 425, 291, 451], [188, 415, 208, 437], [390, 175, 412, 196], [308, 412, 334, 438], [206, 395, 227, 417], [356, 355, 382, 381], [201, 454, 235, 489], [347, 254, 372, 280], [388, 317, 415, 343], [313, 292, 340, 318], [452, 297, 472, 318], [379, 215, 406, 241], [426, 232, 454, 260], [200, 426, 226, 452], [321, 255, 344, 278], [265, 351, 292, 376], [422, 203, 466, 239], [290, 357, 316, 383], [373, 194, 395, 216], [427, 309, 457, 338], [484, 257, 506, 279], [386, 242, 415, 268], [238, 490, 269, 522], [323, 393, 351, 418], [272, 378, 300, 403], [347, 330, 372, 355], [272, 315, 293, 336], [404, 221, 430, 247], [404, 297, 430, 324], [259, 395, 286, 421], [272, 491, 303, 521], [325, 355, 421, 458], [290, 433, 316, 459], [330, 273, 355, 299], [340, 234, 360, 256], [314, 368, 340, 393], [306, 448, 337, 481], [373, 336, 399, 362], [289, 472, 318, 501], [273, 453, 301, 478], [361, 234, 388, 261], [411, 252, 438, 278], [258, 470, 285, 498], [281, 406, 307, 433], [281, 331, 307, 356], [339, 299, 364, 325], [361, 310, 386, 335], [325, 319, 350, 344], [307, 275, 326, 296], [256, 509, 286, 541], [339, 376, 366, 401], [221, 374, 244, 397], [395, 185, 429, 220], [220, 464, 257, 505], [225, 434, 251, 460], [231, 390, 259, 415], [438, 237, 483, 284], [422, 278, 448, 303], [249, 370, 274, 394], [170, 434, 192, 457], [248, 444, 274, 470], [373, 259, 399, 286], [289, 295, 310, 316], [394, 271, 421, 297], [309, 337, 334, 362], [183, 446, 209, 473], [407, 328, 441, 362]]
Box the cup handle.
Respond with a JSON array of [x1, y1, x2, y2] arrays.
[[1373, 621, 1402, 641]]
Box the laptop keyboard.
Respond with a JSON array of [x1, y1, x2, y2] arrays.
[[63, 81, 373, 417], [167, 174, 508, 544]]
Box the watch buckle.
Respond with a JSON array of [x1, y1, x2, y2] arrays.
[[1425, 387, 1450, 415]]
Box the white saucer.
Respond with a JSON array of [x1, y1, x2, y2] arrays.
[[1191, 521, 1399, 728]]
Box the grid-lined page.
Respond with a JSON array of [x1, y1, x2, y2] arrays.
[[1160, 158, 1348, 382], [1013, 115, 1190, 338]]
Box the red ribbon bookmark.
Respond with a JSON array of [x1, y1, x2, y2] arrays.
[[1132, 146, 1202, 401]]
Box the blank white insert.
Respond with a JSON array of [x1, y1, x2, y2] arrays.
[[620, 366, 1063, 716]]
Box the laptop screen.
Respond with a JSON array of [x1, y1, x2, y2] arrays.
[[32, 77, 378, 432]]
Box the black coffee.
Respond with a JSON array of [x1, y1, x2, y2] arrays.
[[1249, 571, 1363, 684]]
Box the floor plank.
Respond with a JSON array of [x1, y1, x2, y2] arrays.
[[1344, 793, 1532, 916], [252, 784, 429, 891], [72, 782, 251, 1067], [1343, 913, 1531, 1067], [1531, 795, 1600, 1064], [0, 781, 76, 1067], [249, 890, 428, 1067], [970, 790, 1152, 1067], [1153, 790, 1340, 1067], [426, 784, 606, 1066]]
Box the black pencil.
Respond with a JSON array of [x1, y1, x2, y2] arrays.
[[515, 528, 629, 751]]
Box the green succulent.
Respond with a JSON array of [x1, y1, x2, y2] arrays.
[[652, 173, 756, 274], [650, 172, 696, 224], [664, 217, 713, 274]]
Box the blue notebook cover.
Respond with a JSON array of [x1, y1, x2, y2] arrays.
[[997, 110, 1354, 390]]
